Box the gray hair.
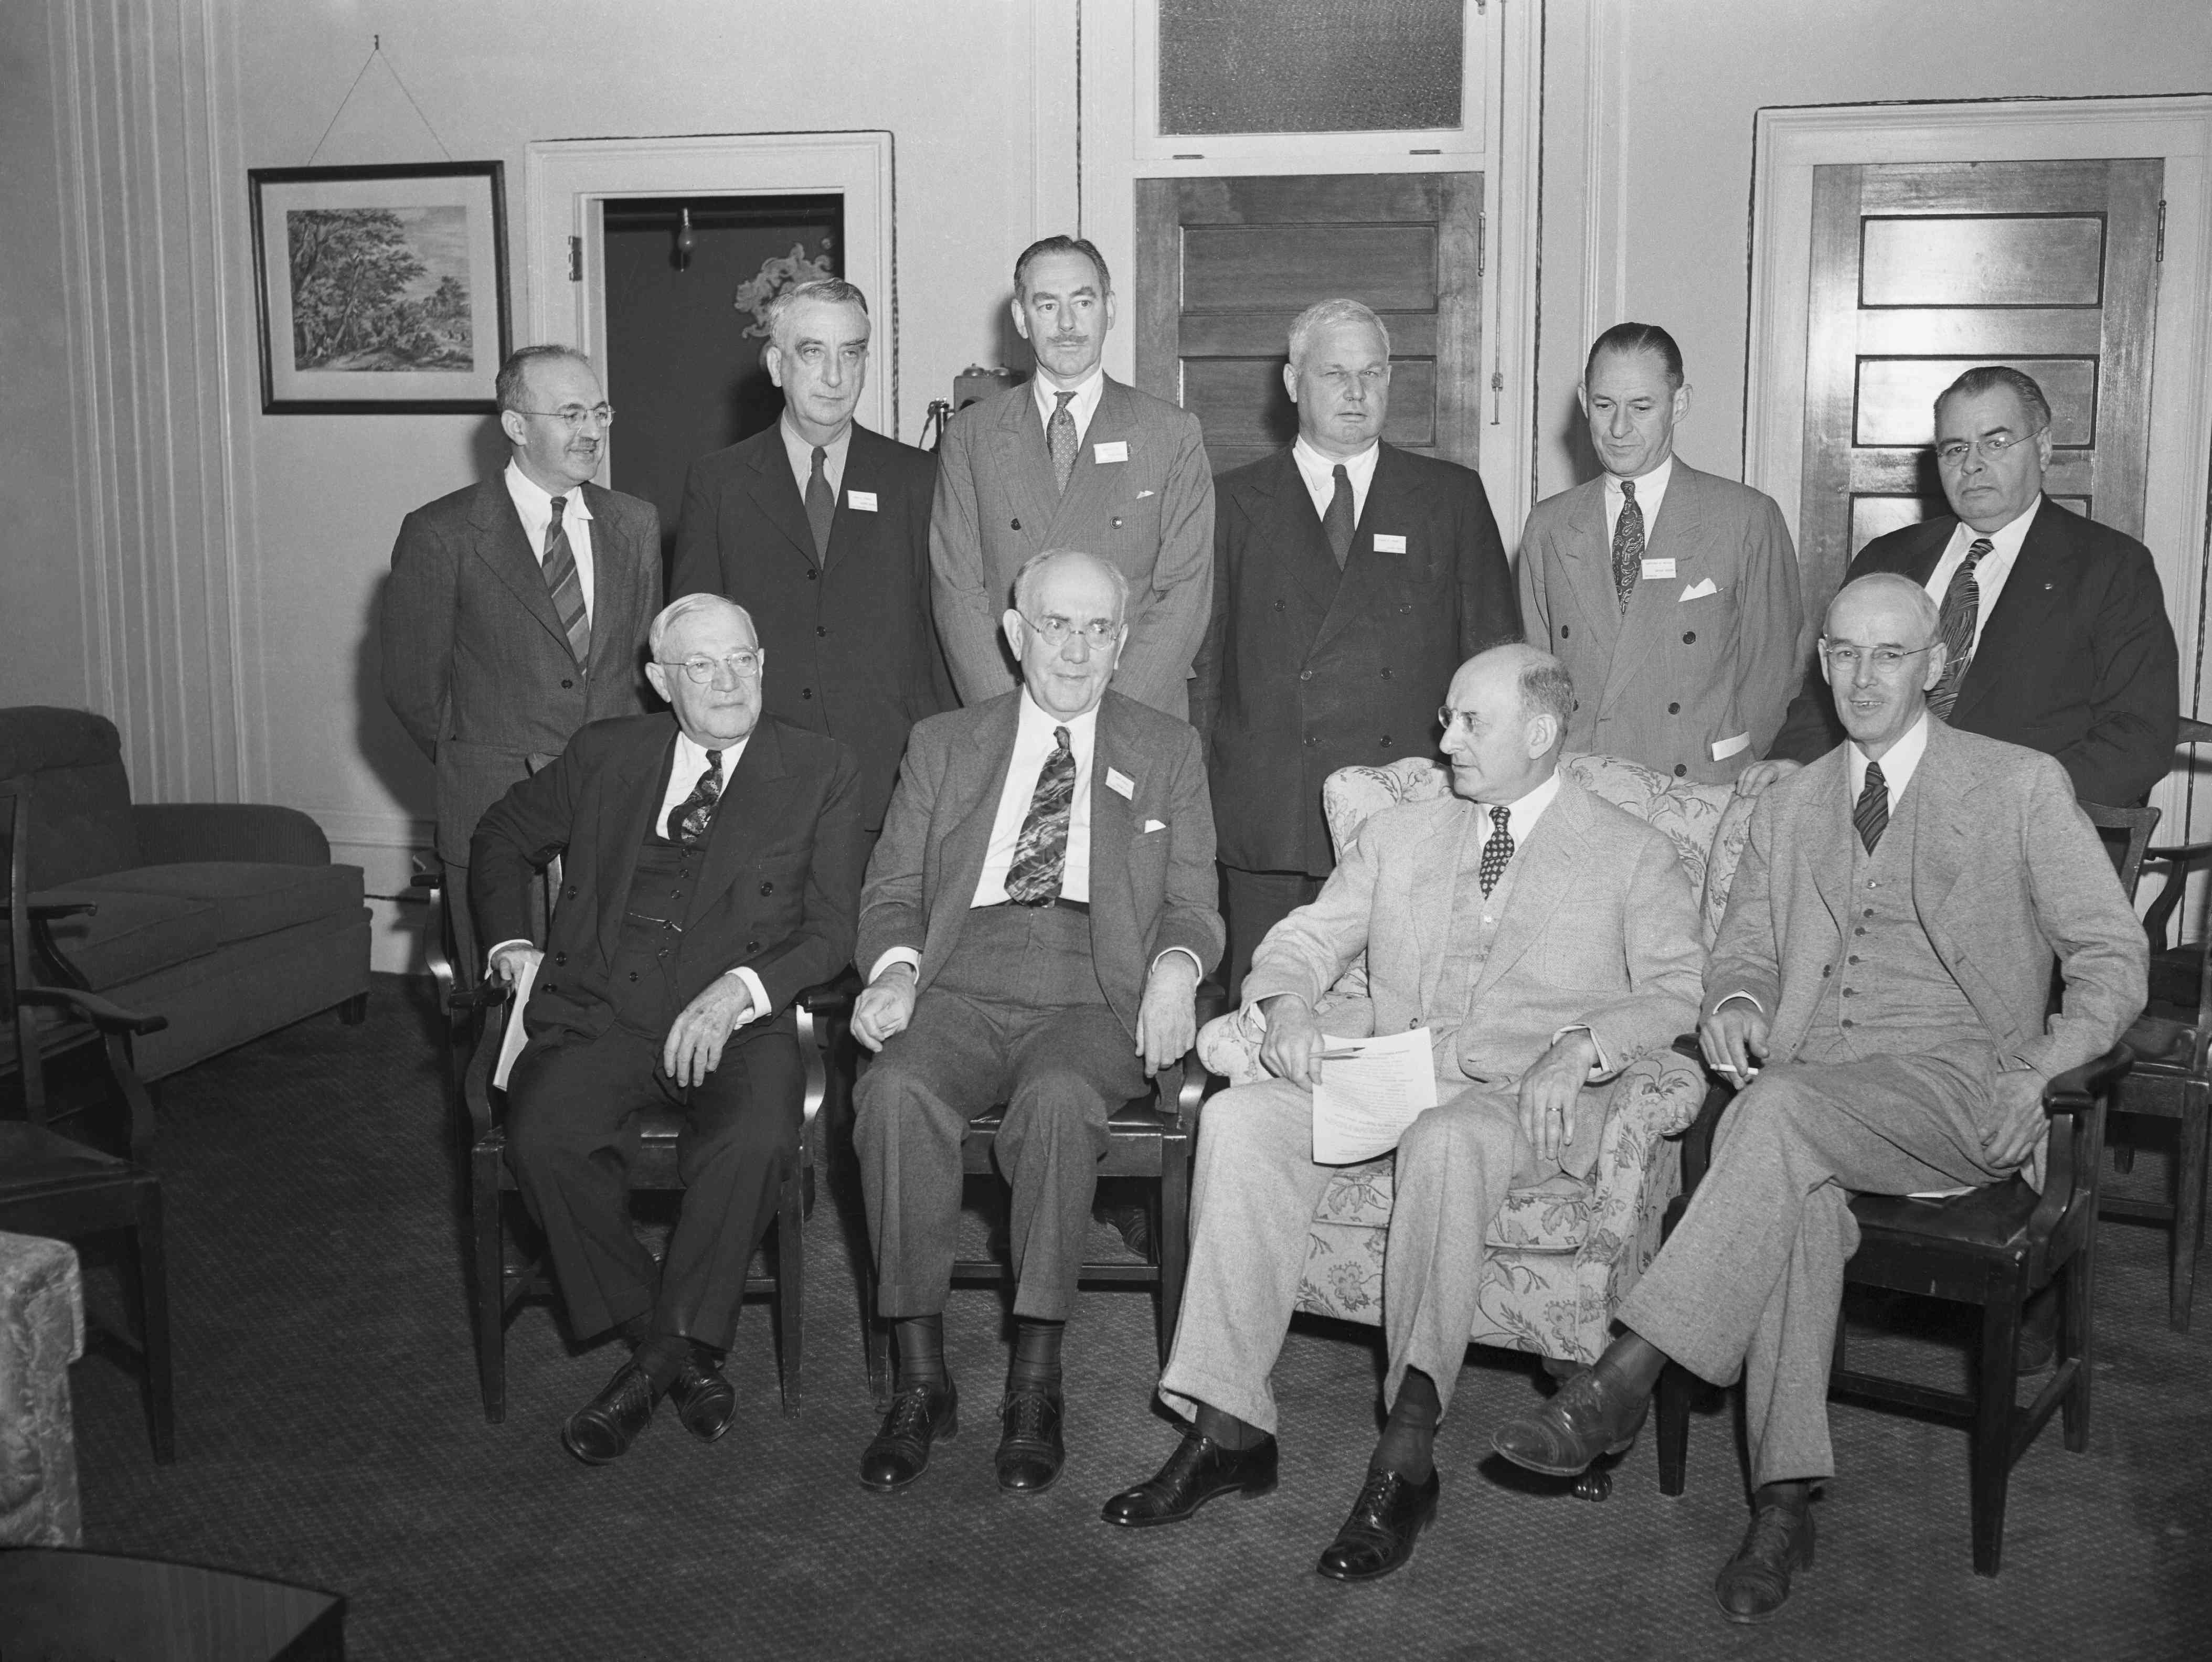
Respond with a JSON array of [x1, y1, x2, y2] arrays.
[[495, 344, 593, 414], [764, 278, 870, 353], [1825, 572, 1941, 642], [1011, 548, 1129, 625], [1288, 299, 1392, 372], [649, 592, 757, 658], [1517, 655, 1576, 734], [1934, 364, 2053, 431]]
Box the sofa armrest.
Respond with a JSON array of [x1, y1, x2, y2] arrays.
[[131, 802, 331, 866]]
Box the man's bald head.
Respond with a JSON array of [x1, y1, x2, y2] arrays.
[[1819, 573, 1948, 757], [1440, 643, 1575, 804], [1824, 571, 1939, 642]]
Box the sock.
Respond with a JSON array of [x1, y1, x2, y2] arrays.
[[1593, 1329, 1669, 1400], [632, 1333, 692, 1393], [1007, 1317, 1065, 1398], [615, 1313, 653, 1350], [1193, 1401, 1265, 1452], [894, 1315, 948, 1390], [1370, 1368, 1441, 1483]]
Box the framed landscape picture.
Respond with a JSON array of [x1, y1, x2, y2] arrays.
[[249, 161, 511, 414]]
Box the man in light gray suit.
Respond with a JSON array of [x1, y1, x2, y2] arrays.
[[384, 345, 663, 980], [1101, 644, 1704, 1582], [930, 236, 1214, 718], [1494, 574, 2146, 1624]]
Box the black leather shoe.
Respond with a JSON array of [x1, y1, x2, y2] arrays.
[[1490, 1366, 1651, 1477], [1100, 1431, 1279, 1527], [561, 1360, 660, 1465], [1315, 1467, 1441, 1582], [995, 1388, 1065, 1494], [666, 1352, 737, 1443], [1714, 1493, 1815, 1623], [859, 1380, 958, 1493]]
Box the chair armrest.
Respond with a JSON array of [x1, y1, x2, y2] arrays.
[[2027, 1043, 2133, 1266], [1668, 1034, 1736, 1196], [461, 983, 514, 1142], [24, 895, 97, 921], [16, 982, 169, 1037], [131, 802, 331, 866]]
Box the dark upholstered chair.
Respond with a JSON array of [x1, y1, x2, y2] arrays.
[[0, 708, 370, 1081]]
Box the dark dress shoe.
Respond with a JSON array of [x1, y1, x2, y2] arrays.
[[1490, 1366, 1650, 1476], [561, 1360, 660, 1465], [859, 1380, 958, 1493], [1100, 1431, 1279, 1527], [666, 1352, 737, 1443], [995, 1388, 1065, 1494], [1315, 1467, 1441, 1582], [1714, 1494, 1815, 1623]]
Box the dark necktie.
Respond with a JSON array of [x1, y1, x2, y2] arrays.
[[1479, 804, 1514, 897], [1927, 537, 1993, 720], [542, 495, 591, 665], [1854, 760, 1888, 855], [805, 445, 835, 564], [1322, 463, 1355, 568], [1611, 478, 1644, 613], [1004, 726, 1077, 904], [666, 750, 724, 846], [1048, 391, 1079, 493]]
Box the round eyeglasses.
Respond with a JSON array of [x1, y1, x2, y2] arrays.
[[1933, 426, 2043, 467], [658, 650, 762, 684], [513, 403, 616, 431]]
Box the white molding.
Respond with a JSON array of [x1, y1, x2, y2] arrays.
[[315, 808, 437, 854], [1030, 0, 1080, 240], [1578, 0, 1628, 353]]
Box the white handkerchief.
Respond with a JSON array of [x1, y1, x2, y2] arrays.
[[1679, 577, 1718, 601], [847, 489, 878, 512], [1142, 818, 1166, 834], [1136, 488, 1156, 499], [1094, 440, 1129, 464], [1105, 767, 1135, 798], [1711, 731, 1751, 761]]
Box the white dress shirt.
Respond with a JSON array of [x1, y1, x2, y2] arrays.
[[1922, 497, 2040, 652], [779, 416, 852, 503], [503, 460, 595, 622], [1031, 366, 1106, 451], [1603, 453, 1674, 546], [1291, 435, 1381, 526]]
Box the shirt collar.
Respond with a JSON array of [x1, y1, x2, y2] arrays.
[[779, 414, 853, 481], [504, 458, 593, 519], [673, 727, 748, 779], [1016, 687, 1103, 748], [1954, 494, 2041, 560], [1292, 434, 1380, 494], [1031, 366, 1106, 430], [1605, 453, 1673, 503], [1848, 711, 1930, 803], [1471, 768, 1564, 833]]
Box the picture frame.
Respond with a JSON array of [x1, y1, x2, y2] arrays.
[[248, 161, 512, 414]]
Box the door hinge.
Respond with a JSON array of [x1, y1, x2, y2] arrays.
[[568, 236, 583, 283], [1477, 211, 1486, 276], [2156, 199, 2167, 263]]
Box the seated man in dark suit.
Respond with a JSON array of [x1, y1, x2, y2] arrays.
[[472, 594, 866, 1464], [848, 549, 1225, 1496]]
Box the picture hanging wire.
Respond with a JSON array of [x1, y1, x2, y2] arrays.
[[305, 36, 455, 166]]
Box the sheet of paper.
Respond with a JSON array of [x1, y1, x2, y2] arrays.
[[1310, 1027, 1439, 1165], [491, 955, 538, 1091]]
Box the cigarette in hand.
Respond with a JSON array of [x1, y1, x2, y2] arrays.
[[1319, 1049, 1364, 1060]]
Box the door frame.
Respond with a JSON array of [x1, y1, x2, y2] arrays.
[[523, 132, 897, 442]]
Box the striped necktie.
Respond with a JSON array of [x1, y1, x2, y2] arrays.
[[1854, 760, 1888, 855], [541, 495, 591, 666], [1928, 537, 1992, 720]]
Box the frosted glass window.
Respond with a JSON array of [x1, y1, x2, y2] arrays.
[[1158, 0, 1464, 136]]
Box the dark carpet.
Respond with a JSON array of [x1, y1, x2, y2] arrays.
[[61, 974, 2212, 1659]]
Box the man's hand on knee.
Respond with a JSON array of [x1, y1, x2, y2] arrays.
[[1135, 952, 1200, 1075], [1982, 1067, 2050, 1170], [853, 965, 919, 1053], [1517, 1031, 1598, 1162], [1699, 999, 1770, 1086], [1257, 995, 1323, 1089], [662, 975, 756, 1087]]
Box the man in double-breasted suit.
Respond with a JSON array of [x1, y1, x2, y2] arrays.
[[1103, 644, 1703, 1582], [1495, 574, 2145, 1623], [930, 236, 1214, 719], [472, 593, 866, 1465], [384, 345, 663, 981], [670, 279, 952, 838], [848, 549, 1223, 1499], [1518, 323, 1803, 785], [1192, 298, 1518, 994]]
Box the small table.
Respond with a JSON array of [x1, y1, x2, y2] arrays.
[[0, 1548, 345, 1661]]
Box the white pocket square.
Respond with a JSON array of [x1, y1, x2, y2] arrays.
[[1679, 578, 1718, 601], [1136, 489, 1157, 500], [1142, 818, 1166, 834]]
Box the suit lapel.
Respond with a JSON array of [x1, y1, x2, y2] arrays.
[[994, 388, 1060, 542], [470, 479, 569, 652], [1470, 783, 1589, 1003], [577, 483, 637, 684], [1254, 451, 1344, 624], [1907, 722, 1974, 925], [1802, 754, 1853, 932], [1314, 445, 1420, 653], [1090, 695, 1139, 918], [688, 718, 795, 928], [825, 424, 891, 571], [1605, 466, 1708, 706], [1416, 803, 1479, 1014], [1950, 499, 2064, 730], [1561, 478, 1623, 658], [929, 699, 1023, 965], [1047, 376, 1133, 542], [742, 433, 822, 569], [593, 719, 677, 965]]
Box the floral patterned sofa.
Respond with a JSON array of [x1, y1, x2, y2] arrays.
[[0, 1231, 82, 1546], [1195, 752, 1753, 1365]]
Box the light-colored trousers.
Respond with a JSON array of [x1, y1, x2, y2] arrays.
[[1158, 1077, 1547, 1435], [1618, 1040, 2006, 1487]]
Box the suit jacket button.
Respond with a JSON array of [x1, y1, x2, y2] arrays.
[[1561, 624, 1570, 637], [1300, 669, 1314, 681], [1379, 668, 1392, 679], [1822, 965, 1832, 977], [1011, 518, 1022, 531], [1408, 1018, 1420, 1029], [806, 569, 817, 581], [565, 885, 578, 899], [561, 678, 575, 689], [760, 880, 775, 894], [802, 688, 813, 699], [554, 952, 567, 965], [1668, 702, 1681, 714], [1112, 516, 1124, 529], [1379, 735, 1392, 747], [816, 625, 828, 637], [541, 982, 556, 994], [1305, 736, 1318, 747], [1673, 763, 1687, 777], [1683, 631, 1696, 644], [747, 939, 761, 952]]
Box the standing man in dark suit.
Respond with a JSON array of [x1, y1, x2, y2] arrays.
[[472, 593, 866, 1464], [1748, 365, 2177, 806], [931, 236, 1214, 719], [1518, 323, 1803, 784], [1190, 297, 1517, 995], [848, 549, 1224, 1497], [670, 278, 952, 840], [384, 345, 663, 981]]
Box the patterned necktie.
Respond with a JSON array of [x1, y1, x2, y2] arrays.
[[666, 750, 724, 846], [1004, 726, 1077, 904], [542, 495, 591, 665], [1927, 537, 1993, 720], [1611, 479, 1644, 613], [805, 445, 835, 564], [1478, 805, 1514, 897], [1854, 760, 1889, 855], [1048, 391, 1079, 493], [1322, 463, 1355, 568]]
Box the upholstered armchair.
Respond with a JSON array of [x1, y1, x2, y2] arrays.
[[1195, 752, 1752, 1368]]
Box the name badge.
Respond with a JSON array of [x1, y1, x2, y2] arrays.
[[1374, 534, 1408, 553], [1641, 557, 1677, 580], [847, 489, 878, 512], [1105, 767, 1135, 798], [1093, 440, 1129, 464]]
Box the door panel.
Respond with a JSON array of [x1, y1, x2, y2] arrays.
[[1135, 172, 1482, 475]]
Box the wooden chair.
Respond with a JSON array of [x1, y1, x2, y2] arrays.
[[0, 775, 175, 1462]]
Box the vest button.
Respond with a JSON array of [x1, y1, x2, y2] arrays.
[[1821, 965, 1831, 977], [1863, 908, 1875, 918], [802, 688, 814, 699], [1683, 631, 1697, 644], [1300, 669, 1314, 681], [628, 971, 639, 983], [1561, 624, 1570, 637], [1843, 987, 1856, 997], [561, 678, 574, 689], [1840, 1017, 1855, 1028], [1668, 702, 1680, 715], [760, 880, 775, 895], [1674, 764, 1687, 777], [1012, 518, 1022, 531]]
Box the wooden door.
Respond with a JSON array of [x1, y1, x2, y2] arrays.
[[1133, 173, 1482, 475], [1799, 158, 2163, 611]]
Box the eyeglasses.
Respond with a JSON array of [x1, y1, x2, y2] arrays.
[[1933, 426, 2043, 467], [1820, 643, 1937, 673], [658, 650, 761, 684], [1437, 706, 1480, 738], [513, 403, 616, 430], [1024, 614, 1120, 648]]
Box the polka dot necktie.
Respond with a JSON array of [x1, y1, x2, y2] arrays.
[[1048, 392, 1079, 494], [1479, 804, 1514, 897]]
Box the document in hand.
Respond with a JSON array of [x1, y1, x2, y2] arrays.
[[491, 955, 539, 1090], [1311, 1027, 1439, 1164]]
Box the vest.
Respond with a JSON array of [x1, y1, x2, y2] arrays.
[[605, 756, 713, 1035], [1432, 805, 1526, 1078]]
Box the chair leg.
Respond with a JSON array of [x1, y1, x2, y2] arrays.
[[134, 1179, 175, 1464], [1155, 1146, 1190, 1370], [1970, 1296, 2022, 1576], [2172, 1100, 2207, 1333], [473, 1155, 508, 1424], [2062, 1240, 2097, 1454], [1655, 1361, 1689, 1496], [775, 1164, 805, 1415]]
